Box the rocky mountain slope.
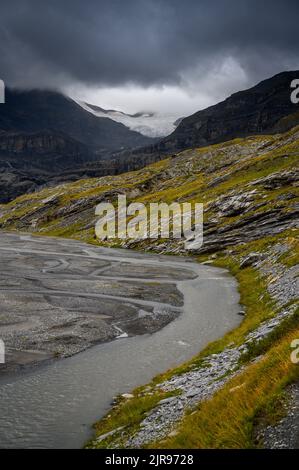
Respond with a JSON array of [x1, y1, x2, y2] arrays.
[[0, 89, 154, 203], [0, 130, 95, 203], [0, 121, 298, 449], [119, 71, 299, 161], [1, 72, 298, 205], [2, 124, 297, 252], [0, 89, 153, 151], [161, 71, 299, 152]]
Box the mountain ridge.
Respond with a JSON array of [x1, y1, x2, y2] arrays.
[[0, 88, 153, 151], [0, 88, 155, 202], [1, 71, 299, 204], [119, 70, 299, 160]]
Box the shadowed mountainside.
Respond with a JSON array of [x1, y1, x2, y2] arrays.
[[0, 89, 155, 202], [1, 72, 299, 204], [116, 71, 299, 161]]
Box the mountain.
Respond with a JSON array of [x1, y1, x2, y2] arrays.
[[78, 100, 180, 138], [0, 120, 299, 449], [1, 122, 298, 449], [2, 123, 297, 251], [1, 71, 298, 204], [161, 70, 299, 152], [0, 88, 155, 202], [0, 89, 153, 151], [0, 129, 95, 203], [122, 71, 299, 160]]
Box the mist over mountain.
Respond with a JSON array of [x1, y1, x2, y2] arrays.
[[0, 88, 155, 202], [78, 101, 181, 138], [0, 89, 153, 151], [0, 71, 298, 204], [120, 71, 299, 161], [160, 71, 299, 152]]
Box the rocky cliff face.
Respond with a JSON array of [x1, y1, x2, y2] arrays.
[[0, 130, 95, 203], [162, 71, 299, 152], [0, 131, 89, 161], [0, 131, 164, 203]]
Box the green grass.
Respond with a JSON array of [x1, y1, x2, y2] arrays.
[[154, 328, 299, 449], [240, 306, 299, 364], [85, 228, 298, 448], [86, 389, 181, 449]]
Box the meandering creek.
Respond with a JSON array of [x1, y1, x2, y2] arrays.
[[0, 232, 241, 448]]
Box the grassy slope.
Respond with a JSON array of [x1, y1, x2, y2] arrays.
[[1, 127, 297, 244], [157, 328, 299, 448], [0, 126, 298, 448]]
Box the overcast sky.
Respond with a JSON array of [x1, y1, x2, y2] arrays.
[[1, 0, 299, 115]]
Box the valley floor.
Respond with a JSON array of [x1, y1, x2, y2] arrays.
[[0, 231, 207, 374], [0, 232, 240, 448], [86, 233, 299, 449], [0, 125, 298, 448]]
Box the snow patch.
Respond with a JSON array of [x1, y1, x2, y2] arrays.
[[76, 100, 181, 138]]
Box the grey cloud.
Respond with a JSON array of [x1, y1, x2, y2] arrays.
[[0, 0, 299, 90]]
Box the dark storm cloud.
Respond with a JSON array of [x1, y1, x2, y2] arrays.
[[1, 0, 299, 89]]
